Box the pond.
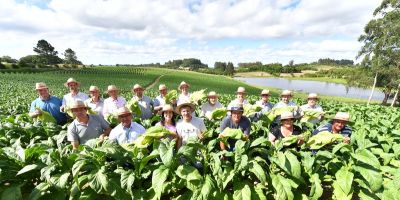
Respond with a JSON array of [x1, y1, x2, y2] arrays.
[[235, 77, 385, 101]]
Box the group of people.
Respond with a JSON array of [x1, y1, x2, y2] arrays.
[[29, 78, 352, 150]]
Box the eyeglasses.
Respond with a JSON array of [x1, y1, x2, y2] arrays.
[[118, 114, 131, 119]]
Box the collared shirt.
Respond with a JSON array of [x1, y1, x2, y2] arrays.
[[109, 121, 146, 144], [255, 100, 274, 113], [30, 96, 67, 125], [220, 115, 251, 151], [132, 95, 153, 119], [62, 92, 89, 106], [177, 93, 191, 105], [300, 104, 324, 124], [153, 95, 166, 107], [312, 123, 352, 137], [67, 115, 110, 144], [85, 98, 104, 117], [103, 96, 126, 116], [200, 101, 224, 119], [273, 101, 297, 108], [176, 117, 206, 145], [227, 99, 249, 110]]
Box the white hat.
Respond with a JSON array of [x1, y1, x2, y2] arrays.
[[207, 91, 218, 97], [89, 85, 99, 92], [116, 107, 132, 116], [261, 89, 270, 95], [236, 87, 246, 93], [70, 100, 89, 109], [308, 93, 319, 99], [35, 82, 48, 90], [178, 81, 190, 90], [132, 84, 143, 91], [333, 112, 350, 122], [64, 78, 80, 87], [176, 101, 195, 113], [161, 104, 175, 114], [281, 90, 292, 96], [107, 85, 119, 92], [280, 111, 294, 120], [159, 84, 167, 91]]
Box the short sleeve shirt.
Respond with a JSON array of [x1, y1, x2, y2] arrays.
[[200, 101, 224, 119], [109, 122, 146, 144], [220, 116, 251, 136], [176, 117, 206, 145], [312, 123, 352, 137], [132, 96, 153, 119], [177, 93, 191, 105], [62, 92, 89, 106], [270, 125, 302, 140], [67, 115, 110, 144], [30, 96, 67, 125], [85, 98, 104, 117], [103, 96, 126, 116], [153, 95, 166, 107], [255, 100, 274, 113]]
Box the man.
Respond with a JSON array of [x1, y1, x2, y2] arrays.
[[109, 107, 146, 144], [176, 101, 206, 148], [61, 78, 89, 112], [153, 84, 168, 114], [131, 84, 153, 119], [274, 90, 297, 108], [29, 82, 67, 125], [67, 100, 111, 149], [227, 87, 249, 110], [300, 93, 324, 124], [200, 91, 224, 120], [255, 89, 274, 113], [85, 86, 104, 117], [103, 85, 126, 117], [313, 112, 352, 144], [177, 81, 191, 105], [219, 104, 251, 151]]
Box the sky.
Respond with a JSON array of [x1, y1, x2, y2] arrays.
[[0, 0, 382, 66]]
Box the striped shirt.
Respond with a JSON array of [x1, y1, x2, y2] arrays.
[[312, 123, 352, 137]]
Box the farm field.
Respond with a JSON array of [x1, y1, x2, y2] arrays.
[[0, 67, 400, 199]]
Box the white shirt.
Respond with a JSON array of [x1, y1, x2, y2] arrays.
[[176, 117, 206, 145], [200, 101, 224, 120], [132, 96, 153, 119], [109, 122, 146, 144], [62, 92, 89, 106], [103, 96, 126, 116], [85, 98, 104, 117], [177, 93, 191, 105], [273, 101, 297, 108], [153, 95, 166, 107], [300, 104, 323, 112]]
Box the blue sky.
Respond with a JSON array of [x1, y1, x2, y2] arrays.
[[0, 0, 382, 66]]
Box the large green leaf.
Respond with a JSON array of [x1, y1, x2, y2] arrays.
[[176, 165, 203, 191], [89, 167, 109, 193], [354, 166, 383, 192], [309, 174, 323, 200], [352, 149, 381, 169], [158, 140, 174, 167], [28, 182, 51, 200], [284, 151, 302, 181], [233, 182, 251, 200], [1, 185, 22, 200], [16, 164, 42, 176], [249, 160, 267, 185], [152, 165, 170, 198], [271, 173, 294, 200], [332, 167, 353, 200]]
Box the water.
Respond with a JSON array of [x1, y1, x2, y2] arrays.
[[235, 77, 385, 101]]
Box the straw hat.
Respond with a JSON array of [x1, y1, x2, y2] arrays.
[[70, 100, 89, 109], [307, 93, 319, 99], [281, 90, 292, 96], [333, 112, 350, 122], [159, 84, 167, 91], [64, 78, 80, 87], [228, 104, 244, 112], [207, 91, 218, 97], [176, 101, 195, 113], [89, 86, 99, 92], [35, 82, 48, 90], [132, 84, 143, 91], [280, 111, 294, 120], [178, 81, 190, 90], [116, 107, 132, 117], [261, 89, 270, 95], [107, 85, 119, 92], [161, 104, 175, 114], [236, 87, 246, 93]]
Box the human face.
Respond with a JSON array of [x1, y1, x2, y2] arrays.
[[108, 90, 118, 98], [332, 120, 347, 133], [71, 107, 87, 119], [308, 98, 317, 107], [208, 96, 217, 105], [180, 85, 189, 94], [134, 88, 144, 97], [89, 90, 99, 99], [163, 111, 173, 122], [261, 94, 269, 102], [231, 111, 242, 124], [36, 88, 49, 99], [281, 118, 293, 129], [237, 92, 245, 102], [281, 95, 291, 104], [118, 113, 132, 128], [160, 88, 167, 96], [68, 82, 78, 92], [180, 107, 192, 121]]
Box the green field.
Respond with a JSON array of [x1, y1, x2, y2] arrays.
[[0, 67, 400, 199]]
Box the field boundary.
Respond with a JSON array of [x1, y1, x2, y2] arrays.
[[146, 75, 164, 90]]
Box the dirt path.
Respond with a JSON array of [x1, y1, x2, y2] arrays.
[[146, 75, 164, 90]]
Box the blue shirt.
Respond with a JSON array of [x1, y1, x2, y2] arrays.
[[109, 122, 146, 144], [30, 96, 67, 125], [312, 123, 352, 137]]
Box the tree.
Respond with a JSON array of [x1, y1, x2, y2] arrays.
[[214, 62, 227, 71], [225, 62, 234, 76], [33, 39, 62, 65], [63, 48, 82, 65], [0, 56, 18, 63], [357, 0, 400, 105], [288, 60, 294, 66]]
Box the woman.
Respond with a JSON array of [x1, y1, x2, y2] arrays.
[[156, 104, 177, 139], [268, 111, 303, 146], [177, 81, 191, 105], [85, 85, 104, 117]]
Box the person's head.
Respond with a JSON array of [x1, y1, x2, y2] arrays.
[[260, 89, 270, 102], [132, 84, 144, 97], [116, 107, 132, 128], [35, 82, 50, 99], [161, 104, 175, 125], [236, 87, 246, 102], [64, 78, 80, 92], [70, 100, 88, 119], [307, 93, 318, 107], [159, 84, 168, 96], [89, 86, 100, 99], [280, 111, 294, 129], [207, 91, 218, 105], [177, 102, 195, 121], [332, 112, 350, 132], [280, 90, 292, 104], [107, 85, 119, 98], [179, 81, 190, 94], [229, 105, 244, 124]]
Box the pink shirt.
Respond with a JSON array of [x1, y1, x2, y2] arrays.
[[102, 96, 126, 116]]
